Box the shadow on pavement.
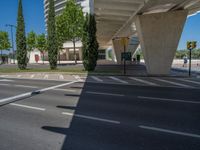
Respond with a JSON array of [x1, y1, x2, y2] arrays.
[[56, 106, 76, 110], [41, 75, 131, 150], [41, 73, 200, 150]]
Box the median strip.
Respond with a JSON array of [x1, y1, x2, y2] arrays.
[[0, 81, 77, 105]]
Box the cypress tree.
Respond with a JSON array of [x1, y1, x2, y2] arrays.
[[47, 0, 58, 70], [89, 15, 99, 69], [82, 14, 99, 71], [16, 0, 27, 69], [82, 14, 89, 70]]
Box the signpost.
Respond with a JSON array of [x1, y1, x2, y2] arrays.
[[120, 37, 129, 75], [187, 41, 197, 77]]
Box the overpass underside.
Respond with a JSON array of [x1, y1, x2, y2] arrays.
[[94, 0, 200, 75]]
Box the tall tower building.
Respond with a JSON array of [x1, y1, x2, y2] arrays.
[[43, 0, 91, 61], [44, 0, 90, 24]]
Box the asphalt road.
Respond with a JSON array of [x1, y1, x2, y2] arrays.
[[0, 77, 200, 150]]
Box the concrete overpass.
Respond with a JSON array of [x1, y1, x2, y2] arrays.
[[93, 0, 200, 75]]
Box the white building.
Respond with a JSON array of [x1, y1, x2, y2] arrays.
[[44, 0, 91, 61]]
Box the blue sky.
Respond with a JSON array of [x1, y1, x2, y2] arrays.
[[0, 0, 199, 50]]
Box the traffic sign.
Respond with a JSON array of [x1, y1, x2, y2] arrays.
[[187, 41, 197, 50], [120, 37, 129, 46], [121, 52, 132, 61], [187, 41, 197, 77]]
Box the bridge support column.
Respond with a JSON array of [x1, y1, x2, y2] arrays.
[[112, 38, 129, 64], [135, 10, 188, 75], [112, 38, 139, 64]]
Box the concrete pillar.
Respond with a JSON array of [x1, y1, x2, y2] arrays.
[[127, 36, 139, 57], [135, 10, 188, 75], [112, 38, 129, 64]]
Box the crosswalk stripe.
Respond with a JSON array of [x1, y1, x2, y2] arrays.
[[73, 75, 84, 82], [91, 76, 103, 82], [31, 74, 35, 79], [129, 77, 158, 86], [109, 76, 128, 84], [44, 75, 48, 79], [153, 78, 193, 88], [177, 78, 200, 85], [59, 75, 64, 80]]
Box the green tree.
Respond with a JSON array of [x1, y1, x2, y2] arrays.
[[27, 31, 37, 62], [0, 31, 11, 63], [47, 0, 58, 70], [36, 34, 47, 64], [56, 0, 84, 64], [16, 0, 27, 69], [82, 14, 99, 71]]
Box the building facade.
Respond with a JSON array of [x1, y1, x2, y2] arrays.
[[43, 0, 91, 61]]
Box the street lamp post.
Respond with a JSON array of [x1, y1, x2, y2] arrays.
[[5, 24, 16, 64]]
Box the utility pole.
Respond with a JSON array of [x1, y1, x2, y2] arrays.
[[5, 24, 16, 64], [123, 43, 126, 75]]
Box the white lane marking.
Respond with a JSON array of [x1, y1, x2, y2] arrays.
[[86, 91, 124, 97], [54, 88, 76, 92], [153, 78, 193, 88], [91, 76, 103, 82], [14, 85, 38, 88], [44, 75, 48, 79], [31, 74, 35, 79], [0, 83, 37, 89], [62, 112, 120, 124], [0, 83, 10, 86], [59, 75, 64, 80], [0, 79, 14, 82], [10, 103, 46, 111], [109, 76, 128, 84], [129, 77, 158, 86], [177, 78, 200, 85], [138, 96, 200, 104], [139, 125, 200, 139], [0, 81, 77, 103]]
